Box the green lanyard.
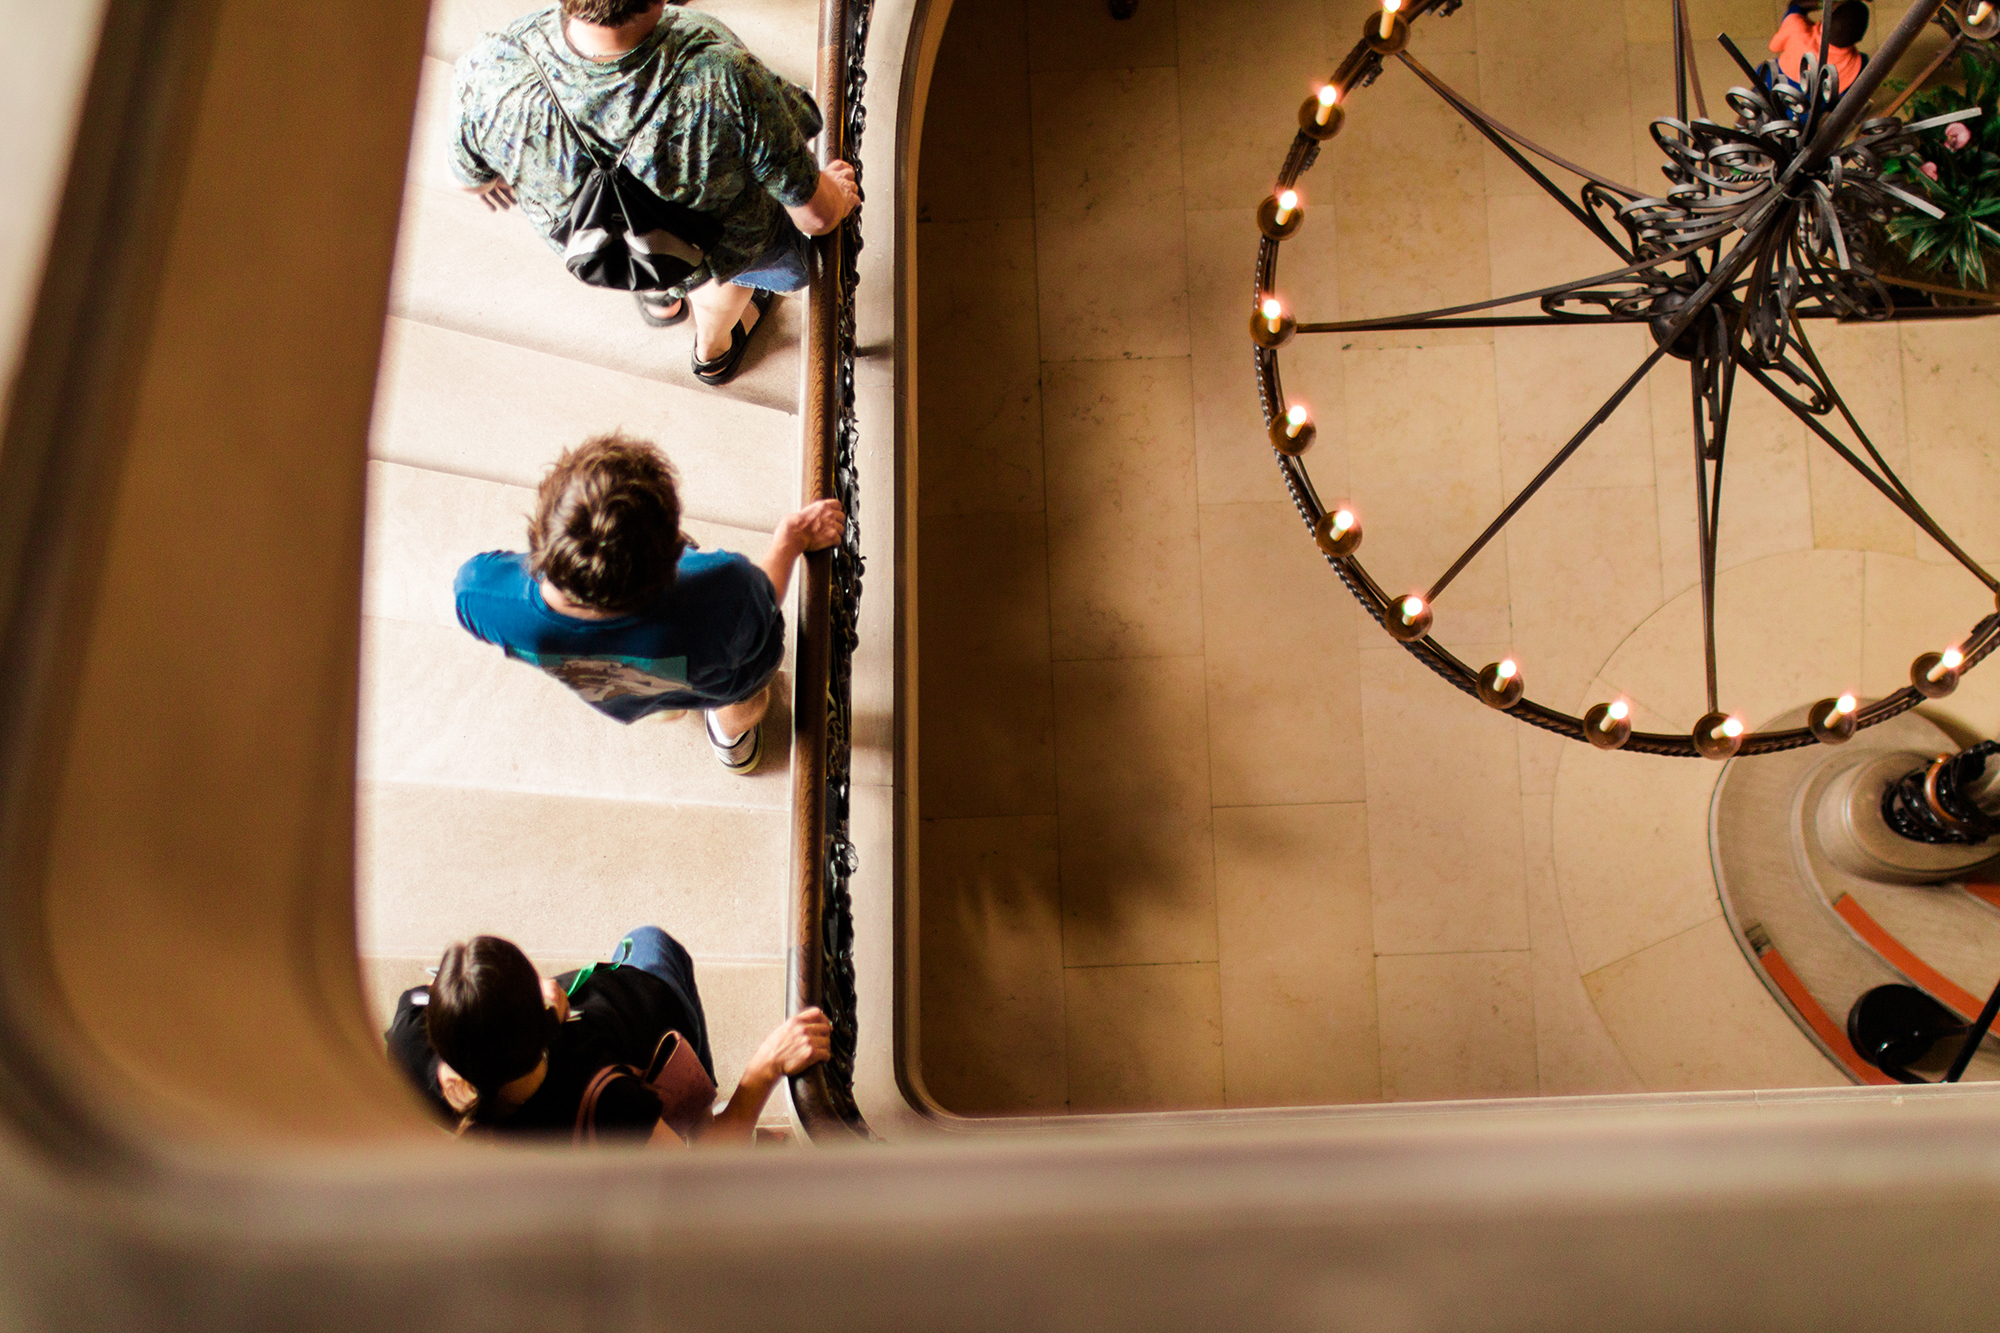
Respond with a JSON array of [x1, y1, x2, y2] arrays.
[[565, 937, 636, 996]]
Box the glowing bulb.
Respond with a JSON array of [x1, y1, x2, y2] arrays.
[[1380, 0, 1402, 37], [1314, 84, 1339, 126], [1261, 297, 1284, 335], [1835, 693, 1856, 715], [1604, 700, 1629, 726], [1274, 189, 1299, 225], [1720, 717, 1743, 739], [1497, 659, 1516, 680], [1944, 647, 1964, 670], [1332, 509, 1354, 532], [1284, 404, 1309, 438], [1400, 596, 1424, 622]]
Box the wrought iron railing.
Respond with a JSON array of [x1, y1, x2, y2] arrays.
[[788, 0, 874, 1140]]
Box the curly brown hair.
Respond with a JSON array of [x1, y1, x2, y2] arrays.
[[528, 433, 685, 614], [560, 0, 661, 26]]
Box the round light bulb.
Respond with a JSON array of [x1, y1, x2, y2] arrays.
[[1332, 509, 1354, 532], [1401, 597, 1424, 621], [1835, 693, 1856, 715], [1319, 85, 1339, 108], [1944, 647, 1964, 670], [1608, 700, 1629, 721], [1496, 659, 1516, 680], [1384, 0, 1402, 11], [1261, 298, 1282, 320], [1721, 717, 1743, 738], [1286, 404, 1308, 425], [1278, 190, 1298, 211]]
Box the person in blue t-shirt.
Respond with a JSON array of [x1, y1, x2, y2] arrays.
[[453, 432, 844, 773]]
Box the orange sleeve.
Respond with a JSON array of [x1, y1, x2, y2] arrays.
[[1770, 11, 1811, 55]]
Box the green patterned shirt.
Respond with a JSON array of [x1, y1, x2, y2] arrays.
[[450, 6, 823, 292]]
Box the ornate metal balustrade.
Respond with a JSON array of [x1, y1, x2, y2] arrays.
[[789, 0, 875, 1139]]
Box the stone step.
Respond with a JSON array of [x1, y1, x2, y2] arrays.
[[361, 949, 787, 1124], [370, 317, 796, 530], [357, 779, 786, 961], [392, 47, 809, 414]]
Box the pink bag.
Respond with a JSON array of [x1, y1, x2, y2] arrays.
[[573, 1030, 716, 1145]]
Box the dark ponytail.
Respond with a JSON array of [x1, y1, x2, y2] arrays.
[[426, 937, 557, 1127]]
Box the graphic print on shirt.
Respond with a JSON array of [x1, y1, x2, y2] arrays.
[[512, 650, 691, 703]]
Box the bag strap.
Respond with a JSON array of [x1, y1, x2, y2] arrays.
[[572, 1063, 635, 1145], [507, 31, 680, 175]]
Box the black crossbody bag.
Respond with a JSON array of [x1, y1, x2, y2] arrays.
[[510, 38, 723, 292]]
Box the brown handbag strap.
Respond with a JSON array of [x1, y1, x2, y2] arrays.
[[573, 1064, 637, 1146]]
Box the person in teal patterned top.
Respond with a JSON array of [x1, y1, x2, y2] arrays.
[[451, 0, 858, 385]]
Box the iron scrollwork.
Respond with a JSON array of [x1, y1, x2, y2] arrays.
[[806, 0, 872, 1133]]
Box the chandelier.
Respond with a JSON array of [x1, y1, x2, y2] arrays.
[[1253, 0, 2000, 759]]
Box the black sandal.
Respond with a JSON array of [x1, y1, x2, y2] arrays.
[[636, 291, 688, 327], [692, 289, 776, 386]]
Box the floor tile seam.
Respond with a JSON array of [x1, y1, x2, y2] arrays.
[[356, 774, 791, 815], [916, 810, 1060, 824], [1061, 959, 1221, 972], [1208, 798, 1370, 813], [1371, 947, 1534, 960], [1577, 907, 1725, 984], [1047, 650, 1209, 666], [1033, 352, 1196, 370], [376, 311, 804, 420]]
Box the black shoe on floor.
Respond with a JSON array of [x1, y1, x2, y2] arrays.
[[692, 289, 776, 386]]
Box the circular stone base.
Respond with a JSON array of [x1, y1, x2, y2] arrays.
[[1712, 708, 2000, 1082], [1815, 748, 1998, 884]]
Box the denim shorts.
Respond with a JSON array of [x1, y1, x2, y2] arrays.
[[723, 222, 811, 293]]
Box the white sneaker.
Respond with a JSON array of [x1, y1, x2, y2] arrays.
[[705, 712, 762, 775]]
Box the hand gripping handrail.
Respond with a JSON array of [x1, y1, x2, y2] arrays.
[[788, 0, 874, 1140]]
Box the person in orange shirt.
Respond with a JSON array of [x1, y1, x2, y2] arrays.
[[1768, 2, 1871, 94]]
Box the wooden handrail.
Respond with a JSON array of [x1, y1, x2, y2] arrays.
[[787, 0, 872, 1140]]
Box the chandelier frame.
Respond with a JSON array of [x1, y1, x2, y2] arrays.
[[1255, 0, 2000, 758]]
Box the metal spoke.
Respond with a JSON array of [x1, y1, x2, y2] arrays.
[[1397, 52, 1637, 260], [1673, 0, 1709, 121], [1300, 314, 1654, 331], [1295, 237, 1709, 334], [1690, 316, 1725, 714], [1738, 345, 2000, 593], [1423, 207, 1784, 607]]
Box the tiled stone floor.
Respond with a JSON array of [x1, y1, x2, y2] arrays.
[[914, 0, 1998, 1112]]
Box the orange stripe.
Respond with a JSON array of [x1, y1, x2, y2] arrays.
[[1963, 879, 2000, 913], [1832, 893, 1985, 1019], [1754, 945, 1899, 1086]]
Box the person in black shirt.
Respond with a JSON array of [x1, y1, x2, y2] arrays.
[[385, 927, 829, 1144]]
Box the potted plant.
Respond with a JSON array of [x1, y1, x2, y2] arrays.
[[1880, 46, 2000, 295]]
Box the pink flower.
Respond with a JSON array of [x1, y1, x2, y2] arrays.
[[1945, 122, 1973, 151], [1921, 160, 1940, 180]]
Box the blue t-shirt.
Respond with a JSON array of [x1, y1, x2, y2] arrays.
[[454, 548, 783, 722]]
